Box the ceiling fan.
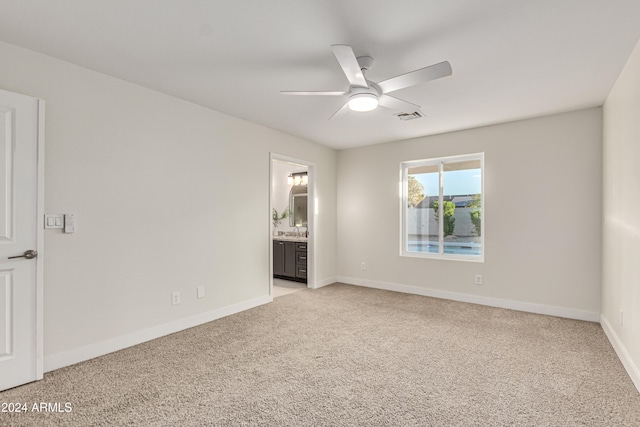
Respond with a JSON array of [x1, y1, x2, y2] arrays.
[[281, 45, 452, 119]]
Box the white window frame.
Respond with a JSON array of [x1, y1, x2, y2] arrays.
[[400, 153, 484, 262]]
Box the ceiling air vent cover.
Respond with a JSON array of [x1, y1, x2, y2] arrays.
[[394, 111, 424, 121]]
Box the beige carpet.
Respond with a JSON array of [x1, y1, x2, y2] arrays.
[[1, 283, 639, 426]]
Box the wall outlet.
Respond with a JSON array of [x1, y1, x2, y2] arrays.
[[361, 262, 366, 271], [197, 286, 205, 299], [172, 291, 181, 306], [475, 274, 483, 285]]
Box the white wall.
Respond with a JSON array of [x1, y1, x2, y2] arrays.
[[0, 41, 337, 369], [337, 108, 602, 320], [602, 38, 640, 390]]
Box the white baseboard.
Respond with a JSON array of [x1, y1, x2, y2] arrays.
[[44, 295, 272, 373], [313, 276, 337, 289], [337, 276, 600, 322], [600, 315, 640, 393]]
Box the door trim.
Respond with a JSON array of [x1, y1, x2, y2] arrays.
[[269, 153, 316, 295], [35, 99, 44, 380]]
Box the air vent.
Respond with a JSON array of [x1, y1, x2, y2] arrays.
[[394, 111, 424, 121]]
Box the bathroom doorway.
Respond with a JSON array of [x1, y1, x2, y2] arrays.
[[270, 154, 315, 297]]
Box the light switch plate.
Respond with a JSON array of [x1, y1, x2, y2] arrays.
[[64, 214, 76, 233], [44, 214, 64, 229]]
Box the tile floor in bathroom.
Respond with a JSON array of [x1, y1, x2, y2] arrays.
[[273, 278, 307, 297]]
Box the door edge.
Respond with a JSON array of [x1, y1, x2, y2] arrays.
[[35, 99, 44, 380]]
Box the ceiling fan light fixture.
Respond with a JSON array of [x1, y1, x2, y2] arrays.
[[348, 93, 378, 112], [281, 45, 452, 120]]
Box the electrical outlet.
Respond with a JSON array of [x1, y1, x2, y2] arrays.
[[475, 274, 483, 285], [361, 262, 366, 271], [197, 286, 205, 299], [172, 291, 181, 306]]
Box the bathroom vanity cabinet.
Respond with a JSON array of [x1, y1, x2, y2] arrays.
[[273, 239, 307, 283]]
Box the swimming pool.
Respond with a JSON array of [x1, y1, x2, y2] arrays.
[[407, 241, 481, 256]]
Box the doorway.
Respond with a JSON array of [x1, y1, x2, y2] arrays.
[[270, 154, 315, 298]]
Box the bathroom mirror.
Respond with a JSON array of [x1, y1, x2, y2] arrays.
[[289, 185, 308, 227]]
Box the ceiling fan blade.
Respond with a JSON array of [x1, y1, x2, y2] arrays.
[[331, 45, 368, 88], [377, 61, 452, 94], [378, 94, 421, 112], [281, 91, 346, 96], [329, 103, 350, 120]]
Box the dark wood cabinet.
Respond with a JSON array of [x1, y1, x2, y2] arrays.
[[273, 240, 295, 278], [295, 242, 307, 281], [273, 240, 285, 276], [273, 239, 307, 283]]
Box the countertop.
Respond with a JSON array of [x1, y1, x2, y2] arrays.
[[273, 235, 308, 242]]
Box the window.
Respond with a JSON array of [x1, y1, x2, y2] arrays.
[[401, 153, 483, 261]]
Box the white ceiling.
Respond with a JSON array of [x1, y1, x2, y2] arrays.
[[1, 1, 639, 150]]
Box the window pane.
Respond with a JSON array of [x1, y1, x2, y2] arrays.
[[402, 154, 483, 261], [406, 165, 439, 254], [442, 160, 482, 256]]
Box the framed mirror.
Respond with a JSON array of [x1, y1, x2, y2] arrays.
[[289, 185, 308, 227]]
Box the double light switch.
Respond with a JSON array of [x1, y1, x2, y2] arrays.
[[44, 214, 76, 233]]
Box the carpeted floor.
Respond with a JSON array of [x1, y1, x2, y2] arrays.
[[1, 283, 639, 426]]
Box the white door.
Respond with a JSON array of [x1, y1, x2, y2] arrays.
[[0, 88, 43, 391]]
